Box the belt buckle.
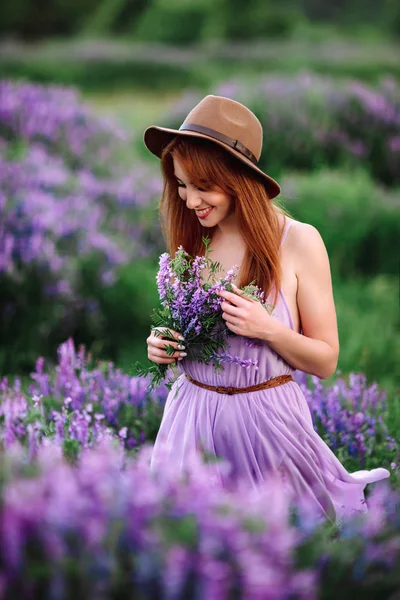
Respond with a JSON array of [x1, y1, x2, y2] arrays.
[[224, 387, 235, 395], [215, 386, 234, 395]]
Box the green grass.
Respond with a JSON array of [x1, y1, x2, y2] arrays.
[[333, 275, 399, 388], [84, 88, 180, 134]]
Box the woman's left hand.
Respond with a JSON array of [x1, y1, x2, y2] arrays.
[[219, 284, 278, 340]]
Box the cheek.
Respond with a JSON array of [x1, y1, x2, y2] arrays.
[[209, 192, 231, 211]]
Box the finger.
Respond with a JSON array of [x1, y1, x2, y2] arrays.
[[220, 301, 241, 317], [219, 289, 250, 307], [151, 343, 187, 357], [225, 320, 239, 333], [149, 346, 181, 359], [149, 355, 177, 365], [148, 337, 185, 351], [148, 348, 187, 360], [152, 327, 185, 341], [223, 314, 239, 327]]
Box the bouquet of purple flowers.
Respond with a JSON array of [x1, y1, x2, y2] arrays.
[[135, 237, 274, 390]]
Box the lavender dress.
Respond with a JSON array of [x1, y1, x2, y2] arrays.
[[150, 220, 390, 525]]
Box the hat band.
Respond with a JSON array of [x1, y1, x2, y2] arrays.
[[179, 123, 258, 165]]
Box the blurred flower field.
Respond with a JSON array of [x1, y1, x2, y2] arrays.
[[0, 80, 162, 373]]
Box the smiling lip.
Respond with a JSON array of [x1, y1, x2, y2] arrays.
[[196, 207, 214, 219]]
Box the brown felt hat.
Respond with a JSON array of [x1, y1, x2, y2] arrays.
[[143, 95, 281, 199]]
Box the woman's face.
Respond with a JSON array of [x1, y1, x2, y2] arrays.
[[172, 155, 234, 228]]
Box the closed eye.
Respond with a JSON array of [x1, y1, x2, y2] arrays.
[[176, 181, 207, 192]]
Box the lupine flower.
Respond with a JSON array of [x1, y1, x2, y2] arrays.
[[294, 371, 399, 471], [0, 339, 168, 458], [135, 237, 274, 389]]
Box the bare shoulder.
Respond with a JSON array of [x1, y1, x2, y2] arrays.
[[284, 218, 325, 248], [283, 219, 329, 275]]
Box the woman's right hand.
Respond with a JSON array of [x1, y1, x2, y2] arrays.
[[147, 327, 187, 365]]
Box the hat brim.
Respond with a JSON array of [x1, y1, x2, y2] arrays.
[[143, 126, 281, 199]]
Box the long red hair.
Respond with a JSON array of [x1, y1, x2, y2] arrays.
[[159, 136, 291, 306]]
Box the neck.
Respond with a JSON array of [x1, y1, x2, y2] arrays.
[[214, 212, 242, 241]]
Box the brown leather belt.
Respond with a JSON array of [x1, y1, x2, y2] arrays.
[[184, 373, 294, 395]]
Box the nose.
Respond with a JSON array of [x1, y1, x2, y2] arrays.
[[185, 187, 202, 210]]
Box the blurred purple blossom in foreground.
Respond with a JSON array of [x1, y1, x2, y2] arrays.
[[0, 436, 398, 599]]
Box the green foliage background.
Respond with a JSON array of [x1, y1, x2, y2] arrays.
[[1, 0, 399, 40]]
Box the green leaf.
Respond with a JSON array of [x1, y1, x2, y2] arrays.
[[155, 514, 199, 549], [62, 439, 81, 464]]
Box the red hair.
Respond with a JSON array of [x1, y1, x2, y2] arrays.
[[159, 137, 291, 306]]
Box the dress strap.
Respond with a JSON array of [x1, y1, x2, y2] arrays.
[[280, 218, 293, 248]]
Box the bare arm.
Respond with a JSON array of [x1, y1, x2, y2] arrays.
[[262, 223, 339, 379]]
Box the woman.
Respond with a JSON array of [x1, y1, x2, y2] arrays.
[[144, 95, 390, 525]]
